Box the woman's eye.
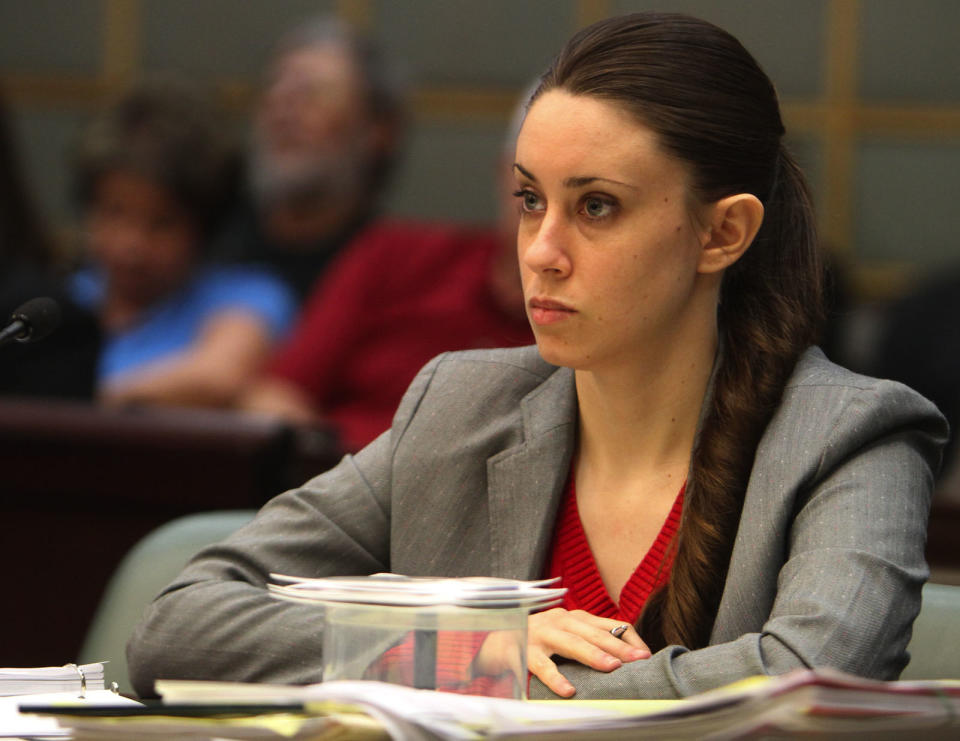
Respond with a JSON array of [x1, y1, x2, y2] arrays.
[[513, 189, 544, 213], [583, 197, 614, 219]]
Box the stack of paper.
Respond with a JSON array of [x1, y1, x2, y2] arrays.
[[4, 690, 139, 740], [1, 664, 137, 740], [23, 707, 379, 741], [154, 670, 960, 739], [28, 669, 960, 739], [268, 573, 567, 609], [0, 664, 105, 697]]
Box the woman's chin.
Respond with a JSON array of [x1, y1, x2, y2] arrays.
[[534, 338, 586, 370]]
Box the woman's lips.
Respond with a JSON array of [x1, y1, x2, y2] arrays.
[[528, 297, 576, 325]]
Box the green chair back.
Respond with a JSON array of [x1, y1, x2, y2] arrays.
[[79, 510, 257, 694], [902, 582, 960, 680]]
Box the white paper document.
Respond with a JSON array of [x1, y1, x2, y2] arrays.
[[1, 689, 139, 739], [0, 664, 105, 697]]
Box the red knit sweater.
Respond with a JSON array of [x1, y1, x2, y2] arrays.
[[546, 473, 685, 624]]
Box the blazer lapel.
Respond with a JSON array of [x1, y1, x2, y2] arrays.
[[487, 366, 577, 580]]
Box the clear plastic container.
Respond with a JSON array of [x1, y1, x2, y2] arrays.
[[322, 602, 528, 698]]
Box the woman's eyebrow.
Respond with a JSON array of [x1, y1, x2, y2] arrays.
[[514, 163, 637, 191], [513, 162, 536, 181], [564, 175, 639, 191]]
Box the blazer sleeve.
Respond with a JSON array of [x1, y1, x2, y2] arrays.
[[125, 355, 445, 698], [530, 378, 948, 699]]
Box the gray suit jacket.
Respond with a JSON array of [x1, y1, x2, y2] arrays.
[[127, 345, 947, 699]]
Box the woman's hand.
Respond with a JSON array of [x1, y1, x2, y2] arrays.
[[528, 608, 650, 697]]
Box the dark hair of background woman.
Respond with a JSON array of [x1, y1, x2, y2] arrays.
[[72, 79, 238, 242], [532, 12, 826, 652]]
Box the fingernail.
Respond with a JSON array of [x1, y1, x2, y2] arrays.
[[603, 655, 622, 669], [627, 648, 650, 661], [561, 681, 575, 696]]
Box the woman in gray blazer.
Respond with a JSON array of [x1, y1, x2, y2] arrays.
[[128, 13, 948, 700]]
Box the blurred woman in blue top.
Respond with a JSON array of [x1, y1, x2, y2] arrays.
[[70, 81, 295, 407]]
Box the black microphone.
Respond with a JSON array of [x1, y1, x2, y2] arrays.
[[0, 297, 62, 348]]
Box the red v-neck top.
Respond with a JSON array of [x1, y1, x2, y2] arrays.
[[545, 473, 685, 624]]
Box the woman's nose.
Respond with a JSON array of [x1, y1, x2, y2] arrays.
[[520, 212, 572, 278]]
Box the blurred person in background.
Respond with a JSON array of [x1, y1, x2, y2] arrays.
[[239, 101, 534, 452], [69, 80, 295, 408], [212, 15, 406, 303], [0, 87, 100, 398]]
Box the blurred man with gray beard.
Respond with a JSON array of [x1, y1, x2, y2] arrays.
[[213, 16, 406, 303]]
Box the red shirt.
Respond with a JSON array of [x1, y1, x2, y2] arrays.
[[267, 221, 533, 451], [546, 473, 685, 624]]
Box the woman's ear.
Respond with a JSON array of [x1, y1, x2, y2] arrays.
[[697, 194, 764, 274]]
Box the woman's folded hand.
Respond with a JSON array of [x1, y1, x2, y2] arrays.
[[526, 608, 651, 697]]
